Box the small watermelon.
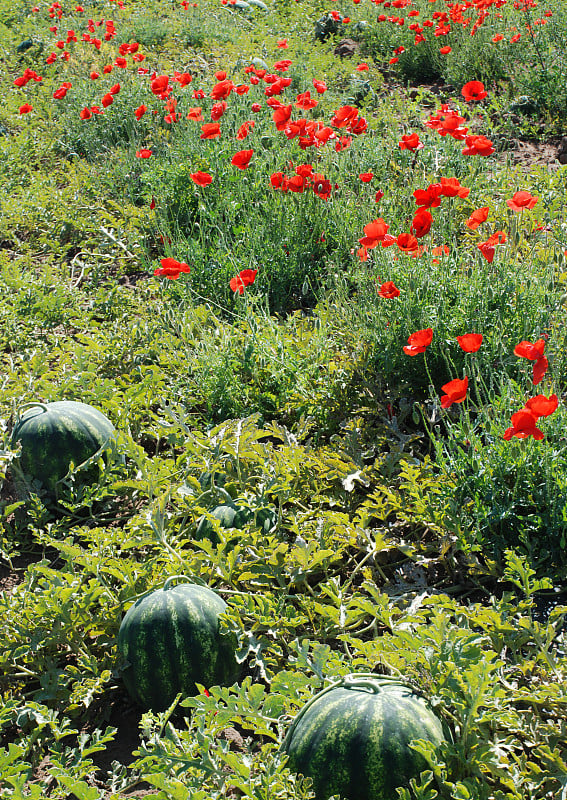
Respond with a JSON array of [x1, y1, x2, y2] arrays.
[[281, 673, 446, 800], [11, 401, 115, 491], [195, 503, 252, 543], [117, 579, 240, 710]]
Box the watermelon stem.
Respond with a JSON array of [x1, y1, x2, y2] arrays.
[[15, 402, 51, 419], [280, 673, 427, 753], [163, 574, 195, 591]]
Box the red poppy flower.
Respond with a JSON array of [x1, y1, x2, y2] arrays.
[[19, 103, 33, 114], [477, 241, 495, 262], [101, 92, 113, 107], [359, 172, 373, 183], [231, 149, 253, 169], [431, 244, 449, 259], [273, 59, 292, 72], [186, 107, 203, 121], [413, 184, 443, 209], [312, 176, 332, 201], [154, 257, 190, 279], [53, 81, 72, 99], [295, 91, 318, 110], [237, 121, 254, 140], [440, 376, 468, 408], [439, 177, 470, 198], [532, 356, 549, 386], [151, 75, 169, 96], [506, 191, 538, 212], [79, 107, 92, 120], [477, 230, 506, 262], [524, 393, 558, 419], [359, 218, 389, 248], [251, 103, 262, 113], [210, 101, 227, 121], [273, 104, 292, 130], [461, 80, 487, 102], [330, 105, 358, 128], [265, 77, 291, 96], [200, 122, 221, 139], [439, 46, 451, 54], [335, 135, 352, 152], [190, 171, 213, 186], [174, 71, 193, 86], [356, 63, 369, 71], [457, 333, 483, 352], [287, 175, 306, 193], [270, 172, 286, 190], [313, 79, 327, 94], [411, 209, 433, 238], [378, 281, 400, 299], [277, 38, 288, 48], [230, 268, 257, 294], [503, 409, 544, 441], [210, 79, 234, 100], [403, 327, 433, 356], [465, 206, 489, 230], [397, 232, 420, 252], [399, 132, 423, 151], [462, 135, 495, 156], [136, 148, 152, 158], [514, 338, 548, 385], [514, 339, 546, 361]]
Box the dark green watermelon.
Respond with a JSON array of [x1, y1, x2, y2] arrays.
[[281, 673, 446, 800], [195, 503, 252, 543], [11, 401, 115, 490], [117, 580, 240, 710]]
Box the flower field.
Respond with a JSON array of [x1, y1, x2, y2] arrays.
[[1, 0, 567, 796]]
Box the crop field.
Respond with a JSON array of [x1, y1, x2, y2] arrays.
[[1, 0, 566, 797]]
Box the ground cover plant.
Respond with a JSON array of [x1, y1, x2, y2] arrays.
[[1, 0, 566, 796]]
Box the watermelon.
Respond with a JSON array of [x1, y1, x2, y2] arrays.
[[117, 578, 240, 710], [195, 503, 252, 543], [11, 400, 115, 491], [196, 503, 277, 542], [281, 673, 446, 800]]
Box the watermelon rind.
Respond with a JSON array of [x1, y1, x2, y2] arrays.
[[117, 581, 240, 711], [11, 400, 115, 490], [281, 673, 446, 800]]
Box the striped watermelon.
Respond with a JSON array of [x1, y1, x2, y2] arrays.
[[117, 578, 240, 710], [11, 401, 115, 491], [281, 673, 446, 800], [195, 503, 252, 543]]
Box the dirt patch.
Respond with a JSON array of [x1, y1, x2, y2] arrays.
[[0, 552, 40, 594], [334, 38, 359, 59], [117, 271, 151, 289], [504, 137, 564, 171]]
